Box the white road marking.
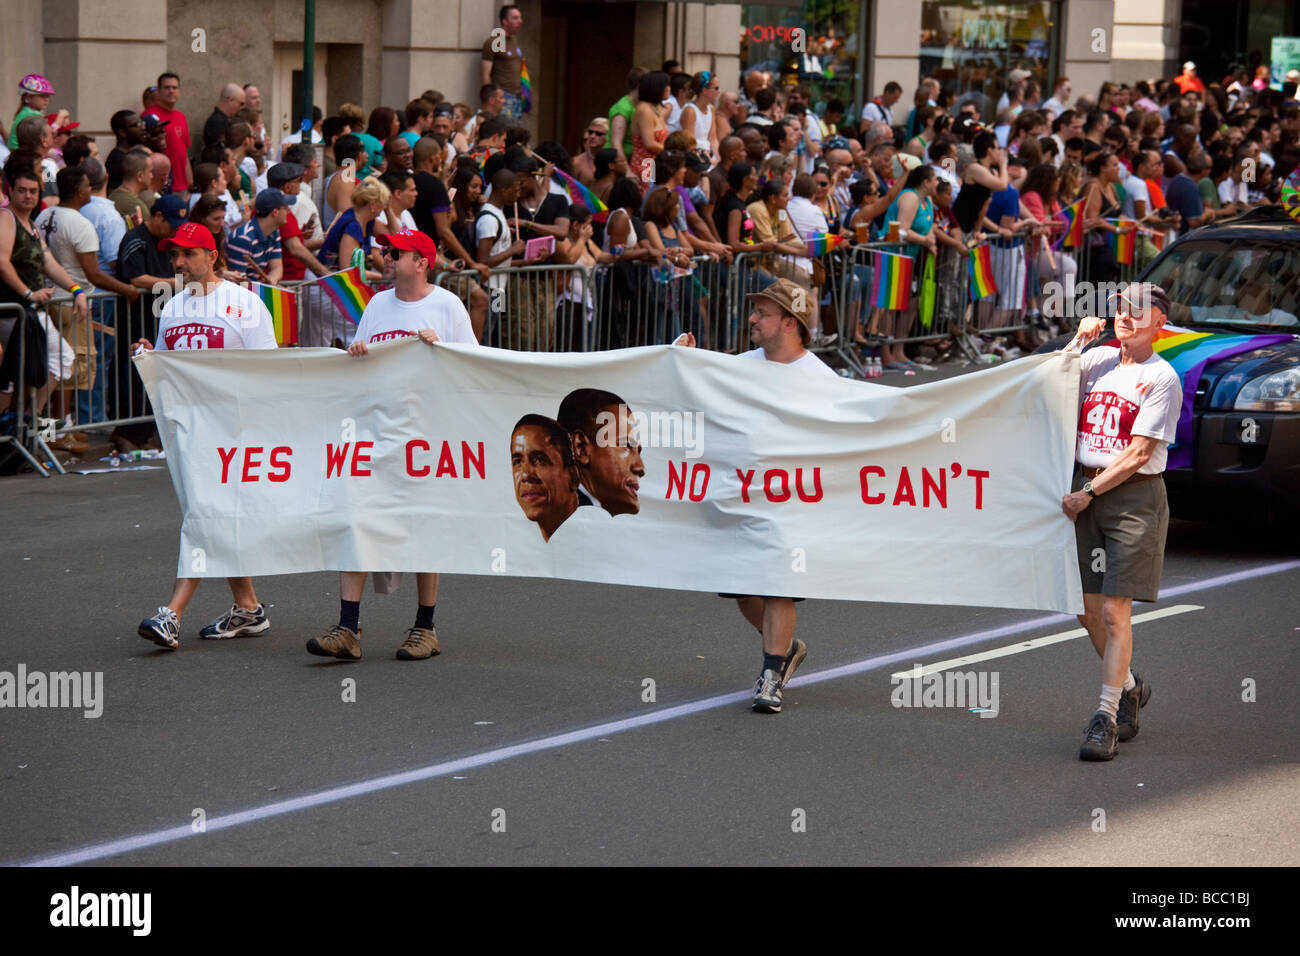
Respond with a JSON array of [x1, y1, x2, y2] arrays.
[[889, 604, 1204, 679]]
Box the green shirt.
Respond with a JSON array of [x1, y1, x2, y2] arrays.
[[7, 106, 43, 149], [609, 95, 635, 158], [1198, 175, 1220, 210]]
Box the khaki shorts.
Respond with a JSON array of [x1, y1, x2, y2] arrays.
[[1073, 465, 1169, 602]]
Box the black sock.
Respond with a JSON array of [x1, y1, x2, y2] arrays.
[[339, 599, 361, 633], [762, 652, 786, 674], [414, 603, 436, 630]]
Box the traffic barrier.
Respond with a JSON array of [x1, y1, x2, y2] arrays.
[[0, 301, 56, 476]]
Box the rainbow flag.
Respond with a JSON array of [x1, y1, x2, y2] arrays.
[[316, 266, 374, 325], [967, 244, 998, 300], [804, 232, 847, 257], [1106, 219, 1135, 264], [520, 61, 532, 114], [870, 250, 912, 310], [1104, 325, 1291, 469], [253, 281, 299, 346], [552, 167, 607, 214], [1055, 199, 1084, 248]]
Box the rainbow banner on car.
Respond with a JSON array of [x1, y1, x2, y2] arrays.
[[968, 244, 998, 300], [315, 266, 374, 326], [253, 281, 299, 346], [870, 250, 912, 310], [804, 232, 847, 258], [1055, 199, 1084, 248], [1106, 219, 1136, 265], [1105, 324, 1291, 469]]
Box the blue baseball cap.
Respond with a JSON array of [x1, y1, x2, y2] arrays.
[[254, 187, 291, 216], [151, 193, 189, 228]]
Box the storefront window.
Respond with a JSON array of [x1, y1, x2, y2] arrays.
[[741, 3, 864, 116], [920, 1, 1057, 121]]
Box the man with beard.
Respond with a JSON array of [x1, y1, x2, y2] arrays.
[[557, 389, 646, 515]]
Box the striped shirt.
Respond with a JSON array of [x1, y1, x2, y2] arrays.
[[226, 216, 282, 277]]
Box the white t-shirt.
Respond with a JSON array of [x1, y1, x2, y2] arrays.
[[34, 206, 97, 299], [376, 208, 417, 231], [785, 196, 827, 275], [155, 280, 279, 351], [1076, 347, 1181, 474], [861, 100, 894, 126], [800, 118, 822, 175], [475, 203, 513, 292], [738, 347, 836, 376], [350, 286, 476, 346], [1121, 174, 1150, 219], [1218, 179, 1248, 206]]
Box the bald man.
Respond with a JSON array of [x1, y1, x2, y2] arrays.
[[142, 152, 171, 209], [203, 82, 245, 153]]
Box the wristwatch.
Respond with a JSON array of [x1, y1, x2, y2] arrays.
[[1083, 480, 1097, 498]]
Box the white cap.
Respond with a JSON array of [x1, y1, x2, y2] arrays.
[[1183, 61, 1196, 71]]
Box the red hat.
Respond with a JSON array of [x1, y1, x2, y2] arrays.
[[159, 221, 217, 252], [376, 228, 437, 262]]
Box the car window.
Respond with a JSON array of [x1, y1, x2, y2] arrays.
[[1144, 239, 1300, 329]]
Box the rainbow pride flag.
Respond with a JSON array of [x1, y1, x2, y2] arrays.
[[967, 244, 998, 300], [1055, 199, 1084, 248], [1104, 325, 1291, 469], [520, 61, 532, 114], [870, 250, 912, 310], [804, 232, 847, 257], [552, 167, 607, 215], [253, 281, 299, 346], [1106, 219, 1135, 264], [316, 266, 374, 325]]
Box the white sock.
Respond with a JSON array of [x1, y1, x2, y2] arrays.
[[1123, 670, 1136, 692], [1098, 684, 1122, 720]]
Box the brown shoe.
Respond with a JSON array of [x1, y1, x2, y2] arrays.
[[306, 624, 361, 660], [50, 434, 89, 454], [396, 626, 440, 660]]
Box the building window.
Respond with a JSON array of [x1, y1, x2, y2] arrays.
[[741, 3, 864, 117], [920, 1, 1057, 121]]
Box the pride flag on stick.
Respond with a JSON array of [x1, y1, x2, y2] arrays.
[[253, 281, 299, 346], [1055, 199, 1084, 248], [1106, 219, 1136, 264], [804, 232, 847, 257], [967, 244, 998, 300], [552, 168, 609, 221], [870, 250, 912, 310], [316, 266, 375, 326]]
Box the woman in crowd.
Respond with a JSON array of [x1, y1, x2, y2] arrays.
[[188, 162, 225, 210], [1079, 150, 1133, 284], [319, 175, 389, 279], [878, 164, 938, 370], [811, 163, 842, 232], [677, 71, 721, 163], [187, 194, 243, 281], [449, 165, 485, 260], [629, 71, 671, 194], [746, 179, 811, 288], [714, 161, 759, 255], [1019, 162, 1076, 311], [591, 147, 628, 206], [951, 131, 1010, 238]]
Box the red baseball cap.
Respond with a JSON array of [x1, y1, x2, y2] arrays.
[[376, 228, 437, 262], [159, 221, 217, 252]]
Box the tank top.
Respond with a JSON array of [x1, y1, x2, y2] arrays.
[[666, 97, 685, 133], [690, 103, 714, 146], [0, 210, 45, 306], [885, 189, 934, 253], [952, 178, 992, 233]]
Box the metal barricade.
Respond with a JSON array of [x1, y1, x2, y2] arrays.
[[435, 262, 590, 352], [969, 237, 1034, 336], [0, 300, 56, 476]]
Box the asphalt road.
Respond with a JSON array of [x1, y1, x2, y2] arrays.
[[1, 460, 1296, 867]]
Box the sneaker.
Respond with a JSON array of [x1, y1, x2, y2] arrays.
[[780, 639, 807, 688], [139, 607, 180, 650], [752, 668, 784, 713], [1116, 673, 1151, 742], [396, 626, 440, 660], [306, 624, 361, 661], [1078, 711, 1118, 761], [199, 604, 270, 640]]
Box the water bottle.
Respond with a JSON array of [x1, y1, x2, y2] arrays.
[[109, 451, 121, 467], [872, 356, 882, 378]]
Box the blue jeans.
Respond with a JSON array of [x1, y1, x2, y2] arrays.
[[500, 90, 525, 119], [76, 296, 116, 426]]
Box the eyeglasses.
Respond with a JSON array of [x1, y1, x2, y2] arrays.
[[385, 247, 407, 260], [585, 129, 605, 137]]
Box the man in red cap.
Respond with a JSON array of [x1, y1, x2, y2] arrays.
[[675, 277, 835, 713], [306, 228, 477, 663], [131, 220, 278, 650]]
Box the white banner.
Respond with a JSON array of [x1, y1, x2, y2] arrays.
[[136, 343, 1085, 613]]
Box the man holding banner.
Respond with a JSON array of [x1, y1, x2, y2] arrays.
[[306, 228, 477, 662], [677, 278, 833, 713], [1062, 283, 1181, 761], [133, 222, 277, 649]]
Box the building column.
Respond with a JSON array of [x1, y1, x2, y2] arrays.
[[1059, 0, 1117, 103], [1111, 0, 1178, 83], [870, 0, 922, 126]]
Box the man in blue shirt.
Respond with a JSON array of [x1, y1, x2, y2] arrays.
[[1164, 151, 1218, 236], [226, 188, 289, 283]]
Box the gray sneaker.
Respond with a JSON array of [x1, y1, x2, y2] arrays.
[[1079, 711, 1119, 761], [780, 639, 807, 688], [752, 668, 784, 713], [200, 604, 270, 639], [139, 606, 180, 650], [1116, 673, 1151, 742]]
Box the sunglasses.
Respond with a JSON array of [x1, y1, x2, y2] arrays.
[[586, 129, 605, 137], [385, 247, 409, 260]]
